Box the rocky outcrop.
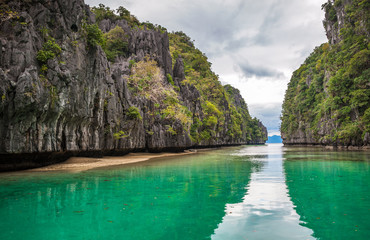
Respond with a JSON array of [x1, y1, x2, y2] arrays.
[[0, 0, 267, 171], [323, 0, 349, 44]]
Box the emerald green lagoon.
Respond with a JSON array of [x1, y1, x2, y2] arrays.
[[0, 144, 369, 239]]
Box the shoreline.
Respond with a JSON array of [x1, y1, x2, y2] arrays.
[[282, 143, 370, 150], [0, 143, 266, 172], [27, 151, 197, 173], [26, 145, 246, 173]]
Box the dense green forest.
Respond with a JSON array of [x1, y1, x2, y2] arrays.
[[281, 0, 369, 146]]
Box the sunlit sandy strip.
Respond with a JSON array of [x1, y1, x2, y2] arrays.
[[28, 151, 196, 173]]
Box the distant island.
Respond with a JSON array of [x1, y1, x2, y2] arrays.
[[267, 135, 282, 144]]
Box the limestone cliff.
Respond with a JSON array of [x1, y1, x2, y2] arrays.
[[0, 0, 267, 171], [281, 0, 369, 148]]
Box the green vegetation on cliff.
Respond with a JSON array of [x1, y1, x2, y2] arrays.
[[169, 32, 267, 143], [91, 4, 167, 32], [281, 0, 369, 146], [92, 4, 140, 27], [128, 58, 192, 132]]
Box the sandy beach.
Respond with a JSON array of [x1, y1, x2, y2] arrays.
[[28, 151, 196, 173]]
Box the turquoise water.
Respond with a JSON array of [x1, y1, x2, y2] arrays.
[[0, 144, 369, 239]]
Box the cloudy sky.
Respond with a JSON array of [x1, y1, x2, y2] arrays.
[[86, 0, 328, 136]]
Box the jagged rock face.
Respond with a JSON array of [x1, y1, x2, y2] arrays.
[[0, 0, 267, 170], [281, 117, 336, 146], [0, 0, 103, 154], [323, 0, 350, 44], [98, 18, 173, 75], [172, 58, 202, 121], [323, 0, 369, 44]]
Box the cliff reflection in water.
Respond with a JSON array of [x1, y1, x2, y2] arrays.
[[0, 149, 256, 240], [284, 147, 370, 240]]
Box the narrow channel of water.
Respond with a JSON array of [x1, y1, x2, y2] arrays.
[[0, 144, 369, 239], [212, 144, 314, 239]]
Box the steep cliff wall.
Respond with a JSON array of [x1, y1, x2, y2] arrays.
[[281, 0, 369, 148], [224, 85, 268, 144], [0, 0, 267, 170]]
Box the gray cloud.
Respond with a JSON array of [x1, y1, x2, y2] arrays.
[[251, 2, 283, 46], [238, 61, 285, 79], [85, 0, 326, 68]]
